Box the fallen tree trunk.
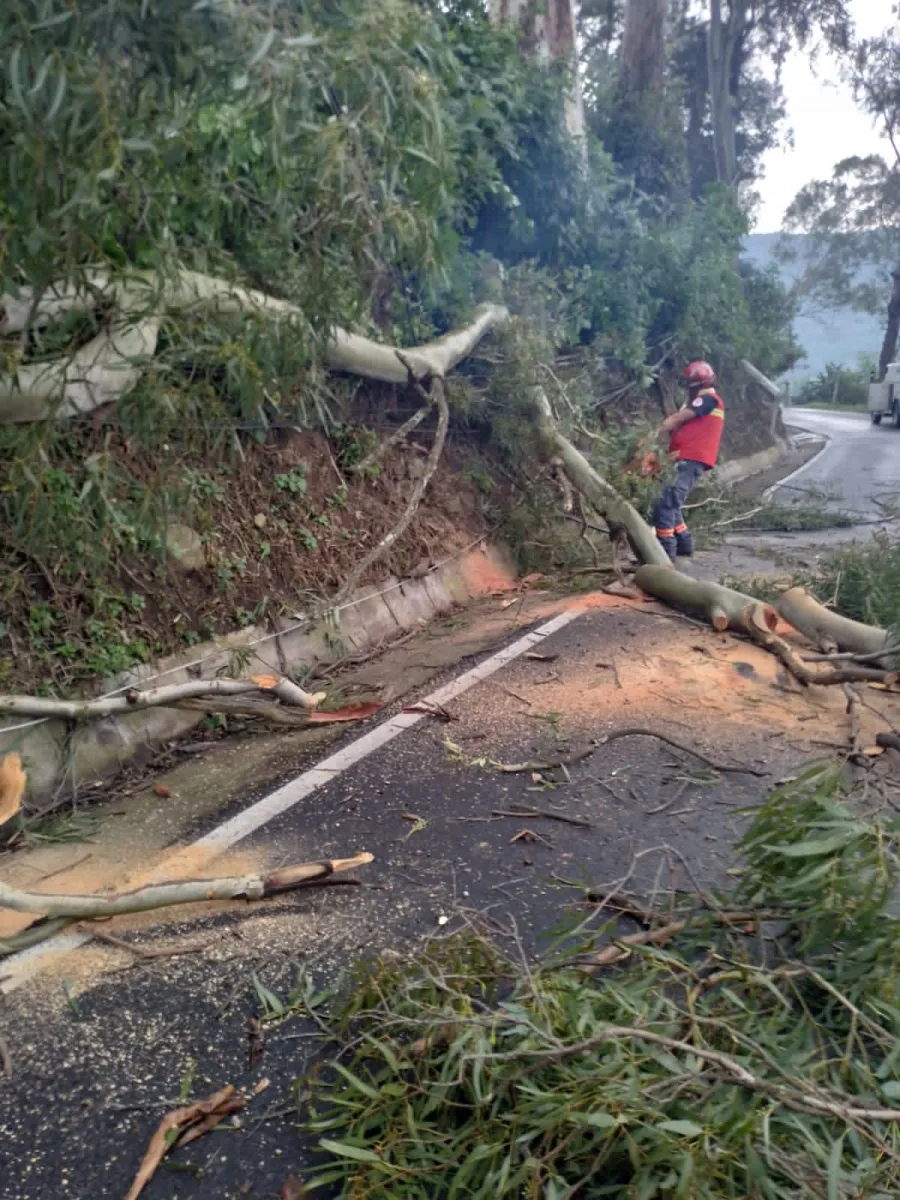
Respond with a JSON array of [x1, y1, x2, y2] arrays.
[[528, 389, 672, 568], [776, 588, 891, 659], [0, 852, 374, 920], [0, 270, 508, 422], [634, 565, 778, 632], [739, 605, 897, 687]]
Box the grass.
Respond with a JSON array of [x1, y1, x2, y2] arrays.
[[299, 763, 900, 1198]]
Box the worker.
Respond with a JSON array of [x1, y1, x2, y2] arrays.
[[652, 360, 724, 561]]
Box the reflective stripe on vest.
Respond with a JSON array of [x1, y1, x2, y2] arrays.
[[669, 389, 725, 468]]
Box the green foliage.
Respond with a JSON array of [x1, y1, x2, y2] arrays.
[[0, 0, 801, 693], [303, 764, 900, 1197], [796, 360, 873, 408]]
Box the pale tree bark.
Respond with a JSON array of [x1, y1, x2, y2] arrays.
[[707, 0, 745, 187], [0, 270, 508, 423], [528, 388, 673, 568], [489, 0, 585, 141], [776, 589, 890, 658], [0, 853, 373, 920], [622, 0, 668, 98], [0, 676, 325, 720], [634, 565, 777, 631]]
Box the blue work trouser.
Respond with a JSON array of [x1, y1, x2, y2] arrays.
[[653, 459, 707, 560]]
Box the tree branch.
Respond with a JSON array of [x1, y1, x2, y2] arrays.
[[0, 676, 326, 720], [0, 852, 373, 921], [0, 270, 508, 422], [527, 387, 672, 568], [634, 566, 777, 633], [776, 587, 891, 659], [335, 371, 449, 601]]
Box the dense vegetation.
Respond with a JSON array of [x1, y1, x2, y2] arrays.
[[0, 0, 805, 692], [304, 764, 900, 1198]]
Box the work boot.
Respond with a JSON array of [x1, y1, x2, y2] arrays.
[[656, 534, 677, 562], [675, 528, 694, 558]]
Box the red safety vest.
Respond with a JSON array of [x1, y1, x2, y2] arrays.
[[669, 389, 725, 468]]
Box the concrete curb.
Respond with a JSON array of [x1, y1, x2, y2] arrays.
[[714, 439, 790, 486], [1, 543, 517, 803]]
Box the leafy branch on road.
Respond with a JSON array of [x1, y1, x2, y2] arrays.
[[302, 762, 900, 1198]]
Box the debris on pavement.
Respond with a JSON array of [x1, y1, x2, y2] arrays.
[[495, 747, 595, 774], [402, 700, 457, 721], [1, 849, 376, 956], [124, 1084, 247, 1200], [305, 702, 382, 723], [492, 806, 593, 829]]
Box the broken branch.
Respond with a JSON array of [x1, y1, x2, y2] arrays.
[[634, 566, 777, 634], [739, 605, 897, 688], [0, 852, 373, 922], [527, 388, 672, 568], [78, 926, 209, 961], [124, 1084, 245, 1200], [353, 398, 434, 474], [495, 748, 595, 774], [0, 676, 326, 721], [336, 374, 449, 602], [491, 807, 593, 828], [597, 727, 767, 776]]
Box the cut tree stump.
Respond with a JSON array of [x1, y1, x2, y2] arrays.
[[633, 566, 778, 633]]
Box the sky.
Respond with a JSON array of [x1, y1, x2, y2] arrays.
[[755, 0, 896, 233]]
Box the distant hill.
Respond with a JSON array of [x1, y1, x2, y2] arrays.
[[743, 232, 885, 384]]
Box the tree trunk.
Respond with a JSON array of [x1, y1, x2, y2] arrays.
[[0, 270, 509, 422], [527, 389, 673, 568], [877, 262, 900, 379], [706, 0, 743, 186], [489, 0, 585, 141], [622, 0, 668, 98], [776, 588, 890, 658], [634, 565, 777, 632]]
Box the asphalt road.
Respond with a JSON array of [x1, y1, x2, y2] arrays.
[[1, 603, 816, 1200], [773, 406, 900, 517]]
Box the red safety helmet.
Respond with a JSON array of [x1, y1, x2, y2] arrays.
[[681, 360, 716, 388]]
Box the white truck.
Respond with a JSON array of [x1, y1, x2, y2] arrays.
[[868, 362, 900, 426]]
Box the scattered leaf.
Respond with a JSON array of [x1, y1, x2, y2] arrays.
[[318, 1139, 382, 1163], [280, 1177, 309, 1199], [124, 1085, 244, 1200], [658, 1120, 703, 1137]]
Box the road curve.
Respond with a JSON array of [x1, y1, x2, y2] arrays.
[[773, 407, 900, 517]]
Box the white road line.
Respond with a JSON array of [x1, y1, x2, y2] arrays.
[[763, 429, 832, 501], [1, 609, 581, 990]]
